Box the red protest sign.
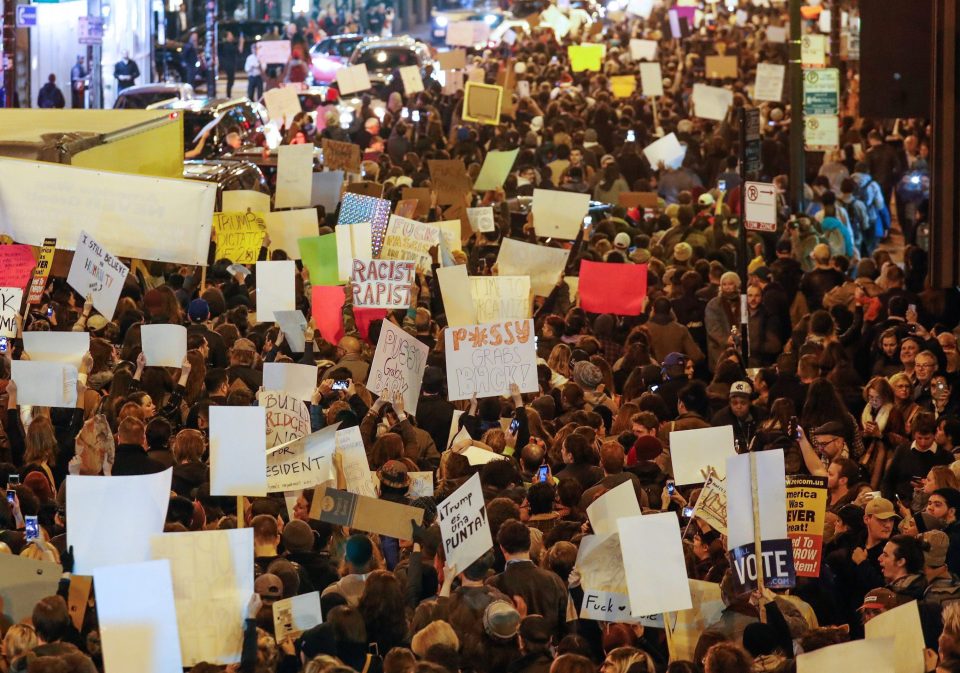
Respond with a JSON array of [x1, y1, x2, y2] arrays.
[[311, 285, 346, 346], [578, 260, 648, 316], [0, 244, 38, 291]]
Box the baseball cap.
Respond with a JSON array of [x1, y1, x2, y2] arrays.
[[87, 314, 109, 331], [662, 352, 687, 368], [922, 530, 950, 567], [859, 587, 899, 612], [188, 298, 210, 322], [729, 381, 753, 398], [864, 497, 898, 520], [254, 573, 283, 601], [698, 192, 715, 207], [483, 600, 520, 641], [613, 232, 631, 250]]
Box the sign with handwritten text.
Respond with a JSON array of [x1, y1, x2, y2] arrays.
[[366, 320, 428, 414], [438, 473, 491, 570], [351, 259, 415, 309], [444, 319, 537, 400], [66, 230, 129, 320], [379, 215, 440, 274], [213, 211, 266, 264]]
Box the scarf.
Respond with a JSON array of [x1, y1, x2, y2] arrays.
[[861, 402, 892, 434]]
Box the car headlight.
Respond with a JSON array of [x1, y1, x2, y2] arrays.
[[435, 15, 448, 27]]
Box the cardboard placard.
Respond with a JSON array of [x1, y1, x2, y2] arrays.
[[222, 190, 270, 213], [366, 319, 429, 415], [642, 132, 685, 169], [618, 192, 660, 209], [691, 83, 734, 121], [335, 426, 377, 498], [299, 234, 340, 286], [275, 144, 315, 209], [351, 259, 414, 309], [578, 260, 648, 316], [428, 159, 472, 206], [0, 554, 62, 623], [258, 390, 311, 449], [311, 285, 346, 345], [693, 474, 727, 534], [273, 592, 323, 642], [150, 528, 253, 667], [568, 44, 604, 72], [263, 362, 318, 402], [531, 188, 590, 240], [263, 85, 302, 125], [639, 61, 664, 97], [462, 82, 504, 126], [796, 639, 895, 673], [399, 65, 424, 94], [321, 138, 362, 173], [473, 149, 519, 192], [311, 170, 345, 211], [67, 230, 129, 320], [209, 407, 267, 497], [669, 425, 736, 485], [26, 237, 56, 305], [611, 75, 637, 99], [495, 238, 569, 297], [619, 513, 692, 616], [141, 324, 187, 368], [274, 309, 309, 353], [335, 223, 373, 282], [470, 275, 532, 323], [587, 480, 641, 537], [310, 486, 424, 540], [436, 265, 477, 327], [256, 260, 296, 322], [336, 64, 371, 95], [864, 601, 924, 673], [394, 199, 418, 219], [344, 181, 384, 199], [786, 475, 827, 578], [0, 287, 22, 338], [22, 332, 89, 369], [629, 38, 657, 61], [214, 211, 266, 263], [379, 215, 440, 274], [444, 319, 537, 400], [266, 424, 338, 492], [755, 62, 786, 103], [704, 55, 738, 79], [438, 473, 492, 571], [401, 187, 433, 217], [11, 360, 78, 407], [256, 39, 291, 65], [67, 469, 172, 573], [437, 48, 467, 71]]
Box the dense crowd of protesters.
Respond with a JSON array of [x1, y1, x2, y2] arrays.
[[0, 1, 953, 673]]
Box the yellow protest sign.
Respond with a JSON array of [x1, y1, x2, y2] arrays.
[[786, 475, 827, 578], [611, 75, 637, 98], [213, 211, 266, 264], [568, 44, 605, 72], [462, 82, 503, 126]]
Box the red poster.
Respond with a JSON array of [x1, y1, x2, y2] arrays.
[[311, 285, 346, 346], [578, 261, 648, 316], [0, 245, 38, 291]]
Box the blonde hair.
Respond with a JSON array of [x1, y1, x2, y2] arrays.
[[19, 542, 58, 564], [24, 415, 58, 466], [888, 372, 912, 389], [303, 655, 345, 673], [2, 623, 38, 660], [547, 344, 573, 378], [944, 602, 960, 638], [411, 620, 460, 658]]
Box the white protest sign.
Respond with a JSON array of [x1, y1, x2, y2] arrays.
[[263, 362, 317, 402], [141, 324, 187, 368], [754, 62, 786, 102], [669, 425, 736, 485], [629, 38, 657, 61], [380, 215, 441, 274], [532, 189, 590, 240], [643, 133, 685, 169], [864, 601, 925, 673], [336, 64, 371, 95], [93, 560, 183, 673], [462, 444, 509, 466], [625, 0, 653, 17], [312, 170, 345, 211], [470, 276, 531, 323], [693, 474, 727, 534], [639, 61, 664, 97], [540, 5, 570, 38], [67, 468, 172, 574], [466, 206, 495, 233], [619, 512, 692, 616], [726, 449, 795, 592], [209, 407, 267, 497], [399, 65, 424, 94], [222, 190, 270, 213], [258, 390, 311, 449], [263, 86, 302, 125], [11, 361, 76, 407], [256, 39, 291, 65], [335, 222, 373, 282], [150, 528, 254, 667], [496, 238, 569, 297], [273, 592, 323, 642], [336, 426, 377, 498], [796, 638, 895, 673], [367, 319, 429, 414], [766, 25, 787, 43], [67, 230, 129, 320], [351, 258, 415, 309], [256, 260, 296, 322], [691, 83, 734, 121], [265, 208, 319, 259], [274, 310, 308, 353], [744, 181, 778, 232], [274, 144, 315, 209], [576, 533, 633, 621], [437, 265, 477, 327], [267, 424, 338, 492], [587, 481, 641, 537], [409, 472, 434, 498], [0, 287, 22, 337], [438, 473, 492, 570], [444, 319, 537, 400], [22, 332, 89, 369]]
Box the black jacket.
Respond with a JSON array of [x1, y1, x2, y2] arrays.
[[112, 443, 166, 476]]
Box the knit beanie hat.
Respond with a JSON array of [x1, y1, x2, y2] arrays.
[[572, 360, 603, 390]]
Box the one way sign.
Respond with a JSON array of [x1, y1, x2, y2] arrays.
[[16, 5, 37, 27], [743, 181, 778, 232]]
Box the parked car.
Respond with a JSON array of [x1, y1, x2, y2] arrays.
[[155, 40, 208, 87], [346, 36, 435, 96], [159, 98, 268, 158], [182, 159, 270, 209], [309, 33, 365, 84], [114, 82, 196, 109], [430, 0, 508, 46]]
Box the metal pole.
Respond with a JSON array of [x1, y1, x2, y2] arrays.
[[789, 0, 806, 214], [205, 0, 217, 96], [2, 0, 14, 106], [738, 107, 750, 367], [88, 0, 102, 109]]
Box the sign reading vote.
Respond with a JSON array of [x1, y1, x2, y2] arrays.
[[444, 319, 538, 400]]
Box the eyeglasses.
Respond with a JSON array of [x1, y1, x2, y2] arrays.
[[916, 362, 936, 369]]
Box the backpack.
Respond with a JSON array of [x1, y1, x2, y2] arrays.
[[846, 198, 869, 233]]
